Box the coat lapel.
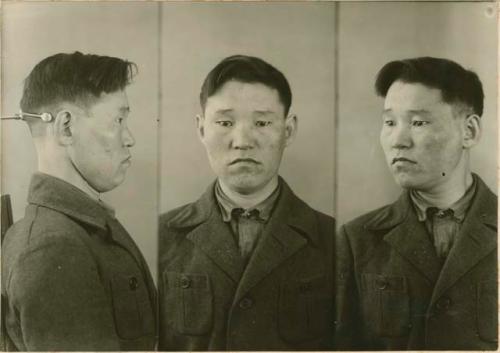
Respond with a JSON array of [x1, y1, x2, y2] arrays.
[[186, 211, 244, 283], [430, 176, 497, 304], [233, 179, 317, 303], [175, 182, 244, 283], [368, 192, 442, 285]]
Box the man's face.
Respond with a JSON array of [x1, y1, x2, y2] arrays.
[[68, 89, 135, 192], [198, 81, 296, 195], [380, 81, 466, 191]]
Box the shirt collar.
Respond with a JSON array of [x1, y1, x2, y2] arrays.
[[410, 174, 478, 223], [214, 180, 280, 223]]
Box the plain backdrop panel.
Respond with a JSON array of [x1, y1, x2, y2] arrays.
[[1, 2, 160, 280], [160, 2, 336, 217], [337, 2, 497, 225]]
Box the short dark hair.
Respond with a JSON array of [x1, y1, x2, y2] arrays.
[[375, 57, 484, 116], [20, 51, 137, 113], [200, 55, 292, 115]]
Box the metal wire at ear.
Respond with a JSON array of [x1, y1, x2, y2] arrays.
[[0, 111, 53, 122]]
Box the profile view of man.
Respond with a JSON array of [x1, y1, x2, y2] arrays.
[[1, 52, 157, 350], [335, 57, 497, 350], [159, 55, 334, 350]]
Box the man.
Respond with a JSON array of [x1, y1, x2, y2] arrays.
[[159, 55, 334, 350], [1, 52, 157, 350], [336, 57, 497, 350]]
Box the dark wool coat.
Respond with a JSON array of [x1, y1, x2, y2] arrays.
[[158, 178, 335, 350], [335, 175, 497, 350], [1, 173, 157, 351]]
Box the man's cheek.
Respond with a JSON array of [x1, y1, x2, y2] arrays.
[[96, 133, 117, 154], [422, 134, 446, 153]]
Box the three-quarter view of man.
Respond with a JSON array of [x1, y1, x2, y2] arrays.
[[336, 57, 497, 350]]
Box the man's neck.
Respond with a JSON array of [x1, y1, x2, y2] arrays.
[[414, 171, 473, 209], [34, 138, 101, 201], [219, 177, 279, 209], [37, 163, 100, 201]]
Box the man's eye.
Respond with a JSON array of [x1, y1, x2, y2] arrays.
[[412, 120, 429, 127], [256, 120, 272, 127], [383, 120, 394, 127], [117, 117, 124, 124], [216, 121, 232, 127]]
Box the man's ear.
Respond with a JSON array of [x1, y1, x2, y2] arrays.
[[195, 114, 205, 141], [462, 114, 481, 149], [284, 113, 298, 147], [54, 110, 74, 146]]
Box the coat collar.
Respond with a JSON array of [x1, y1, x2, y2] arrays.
[[167, 176, 322, 288], [27, 173, 157, 311], [430, 175, 497, 304], [372, 192, 443, 284], [27, 173, 109, 230], [364, 173, 497, 231], [364, 191, 411, 231], [363, 174, 497, 293], [233, 177, 320, 302], [168, 176, 321, 247]]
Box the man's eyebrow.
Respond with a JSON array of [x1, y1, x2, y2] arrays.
[[214, 108, 234, 115], [408, 109, 432, 117], [119, 106, 130, 114], [254, 109, 276, 115], [382, 108, 432, 116]]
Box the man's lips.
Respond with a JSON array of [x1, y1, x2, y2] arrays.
[[229, 158, 260, 165], [392, 157, 417, 165], [122, 155, 132, 164]]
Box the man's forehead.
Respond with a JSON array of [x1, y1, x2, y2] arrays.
[[211, 81, 280, 102], [205, 82, 284, 116], [384, 81, 447, 110], [211, 107, 278, 115]]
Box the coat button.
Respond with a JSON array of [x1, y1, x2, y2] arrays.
[[129, 276, 139, 290], [375, 278, 389, 290], [239, 297, 253, 309], [180, 276, 191, 289], [436, 297, 452, 311]]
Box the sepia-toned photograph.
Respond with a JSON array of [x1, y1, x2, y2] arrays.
[[335, 1, 497, 351], [158, 2, 336, 350], [1, 2, 160, 350], [0, 0, 497, 351]]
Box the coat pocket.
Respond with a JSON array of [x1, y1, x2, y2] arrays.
[[162, 271, 213, 335], [477, 280, 498, 343], [278, 274, 332, 343], [360, 273, 410, 337], [110, 273, 155, 340]]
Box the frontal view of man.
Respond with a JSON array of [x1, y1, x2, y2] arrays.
[[159, 55, 334, 350], [336, 57, 497, 350], [2, 52, 156, 350]]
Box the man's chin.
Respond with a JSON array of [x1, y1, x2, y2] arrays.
[[229, 183, 260, 195], [224, 175, 264, 195], [392, 173, 422, 190], [92, 174, 126, 193]]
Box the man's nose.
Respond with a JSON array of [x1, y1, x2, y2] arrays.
[[230, 124, 254, 150], [391, 124, 412, 149], [123, 126, 136, 147]]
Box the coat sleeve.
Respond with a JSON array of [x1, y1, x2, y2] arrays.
[[334, 225, 364, 350], [7, 235, 121, 351]]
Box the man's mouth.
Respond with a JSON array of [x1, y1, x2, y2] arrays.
[[392, 157, 417, 165], [229, 158, 260, 165], [122, 155, 132, 164]]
